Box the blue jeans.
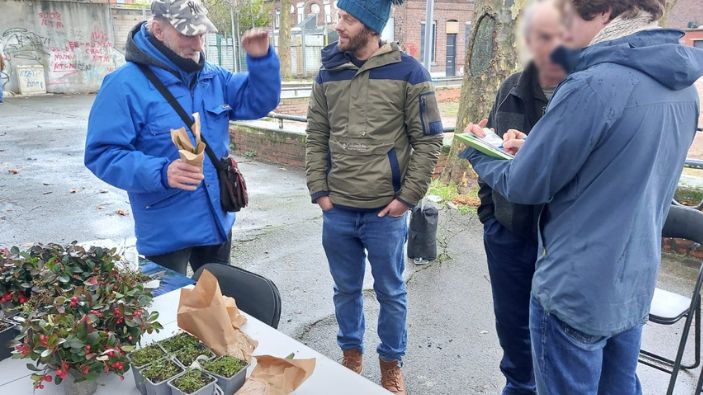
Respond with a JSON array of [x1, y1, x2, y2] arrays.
[[322, 207, 408, 361], [484, 218, 537, 395], [530, 296, 643, 395]]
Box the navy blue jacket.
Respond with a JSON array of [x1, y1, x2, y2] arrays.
[[85, 23, 281, 255], [468, 30, 703, 336]]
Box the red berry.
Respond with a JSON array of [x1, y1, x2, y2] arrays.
[[43, 375, 52, 382]]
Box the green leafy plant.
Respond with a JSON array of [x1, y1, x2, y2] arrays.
[[143, 358, 183, 384], [174, 344, 214, 367], [3, 243, 163, 390], [171, 368, 215, 394], [128, 344, 165, 368], [202, 356, 246, 378], [0, 246, 40, 308], [159, 332, 200, 353]]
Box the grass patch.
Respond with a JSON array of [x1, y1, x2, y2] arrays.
[[426, 179, 480, 214]]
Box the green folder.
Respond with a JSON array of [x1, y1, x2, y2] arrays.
[[455, 133, 514, 160]]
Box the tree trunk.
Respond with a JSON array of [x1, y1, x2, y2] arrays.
[[278, 0, 292, 79], [440, 0, 527, 185], [659, 0, 679, 27]]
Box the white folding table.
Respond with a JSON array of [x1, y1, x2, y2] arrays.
[[0, 287, 390, 395]]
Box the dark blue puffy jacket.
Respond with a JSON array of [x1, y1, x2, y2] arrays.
[[85, 23, 281, 255]]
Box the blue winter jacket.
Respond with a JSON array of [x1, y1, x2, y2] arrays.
[[467, 30, 703, 336], [85, 23, 281, 256]]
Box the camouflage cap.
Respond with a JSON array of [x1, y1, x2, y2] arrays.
[[151, 0, 218, 36]]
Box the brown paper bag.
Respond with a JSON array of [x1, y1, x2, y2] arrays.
[[235, 355, 316, 395], [177, 269, 258, 361], [171, 112, 206, 169]]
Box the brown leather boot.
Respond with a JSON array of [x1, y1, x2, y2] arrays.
[[380, 358, 407, 395], [342, 349, 363, 374]]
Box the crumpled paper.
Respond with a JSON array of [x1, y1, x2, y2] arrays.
[[177, 269, 258, 361], [235, 355, 316, 395], [171, 112, 206, 169]]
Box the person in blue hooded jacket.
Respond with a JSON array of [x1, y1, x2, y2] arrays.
[[465, 0, 702, 393], [85, 0, 281, 274]]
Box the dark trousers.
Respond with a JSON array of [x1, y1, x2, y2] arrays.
[[146, 232, 232, 275], [484, 217, 538, 395]]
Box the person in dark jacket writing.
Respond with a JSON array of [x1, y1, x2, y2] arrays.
[[461, 1, 565, 393], [466, 0, 702, 392], [85, 0, 281, 274]]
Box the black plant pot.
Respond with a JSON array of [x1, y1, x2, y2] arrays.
[[0, 320, 19, 361]]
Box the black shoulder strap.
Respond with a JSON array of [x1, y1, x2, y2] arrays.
[[137, 64, 221, 169]]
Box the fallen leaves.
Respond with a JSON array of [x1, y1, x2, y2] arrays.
[[115, 209, 129, 217], [69, 188, 81, 194], [8, 169, 18, 175]]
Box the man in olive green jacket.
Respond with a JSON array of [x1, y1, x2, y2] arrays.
[[305, 1, 443, 393]]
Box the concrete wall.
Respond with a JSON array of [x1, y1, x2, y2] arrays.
[[111, 7, 148, 52], [0, 0, 125, 94]]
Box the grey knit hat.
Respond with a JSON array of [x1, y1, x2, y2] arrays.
[[151, 0, 218, 36]]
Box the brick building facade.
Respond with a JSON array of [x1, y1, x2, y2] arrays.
[[392, 0, 474, 77], [269, 0, 474, 77]]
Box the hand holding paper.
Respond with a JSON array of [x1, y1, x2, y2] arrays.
[[171, 112, 207, 170]]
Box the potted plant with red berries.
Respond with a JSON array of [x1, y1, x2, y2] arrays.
[[11, 244, 162, 395], [0, 246, 37, 314]]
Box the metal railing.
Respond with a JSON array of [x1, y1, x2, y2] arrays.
[[266, 112, 458, 132], [268, 112, 307, 129], [267, 113, 703, 167]]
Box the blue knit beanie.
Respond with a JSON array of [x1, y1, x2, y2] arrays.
[[336, 0, 404, 34]]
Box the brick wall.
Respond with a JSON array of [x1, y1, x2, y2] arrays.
[[393, 0, 474, 76], [663, 238, 703, 261], [682, 29, 703, 47], [230, 123, 307, 168], [230, 121, 450, 177], [274, 97, 309, 116]]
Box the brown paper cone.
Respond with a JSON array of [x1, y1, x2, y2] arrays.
[[178, 150, 205, 170], [177, 270, 258, 361], [235, 355, 316, 395], [171, 113, 207, 170], [171, 128, 195, 153]]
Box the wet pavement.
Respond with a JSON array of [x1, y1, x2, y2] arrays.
[[1, 95, 701, 394]]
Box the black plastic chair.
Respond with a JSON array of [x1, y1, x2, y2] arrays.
[[639, 205, 703, 395], [193, 263, 282, 329]]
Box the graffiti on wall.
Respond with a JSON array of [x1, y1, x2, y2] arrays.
[[0, 6, 125, 94]]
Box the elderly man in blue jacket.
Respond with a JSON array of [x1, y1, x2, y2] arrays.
[[466, 0, 702, 393], [85, 0, 281, 274]]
